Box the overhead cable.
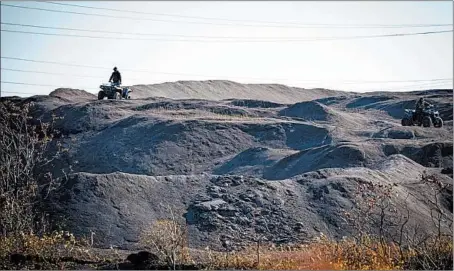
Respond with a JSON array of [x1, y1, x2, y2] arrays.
[[3, 3, 452, 29], [2, 28, 451, 43]]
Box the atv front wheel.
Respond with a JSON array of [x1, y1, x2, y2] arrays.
[[98, 91, 105, 100], [113, 92, 121, 100], [434, 117, 443, 128], [401, 118, 412, 126], [422, 116, 432, 127]]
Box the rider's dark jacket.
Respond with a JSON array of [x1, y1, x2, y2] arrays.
[[415, 100, 430, 112], [109, 70, 122, 84]]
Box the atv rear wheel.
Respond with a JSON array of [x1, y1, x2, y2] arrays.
[[434, 117, 443, 128], [98, 91, 105, 100], [401, 118, 412, 126], [422, 116, 432, 127]]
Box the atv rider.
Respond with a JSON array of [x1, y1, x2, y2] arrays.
[[415, 97, 431, 123], [109, 67, 122, 87]]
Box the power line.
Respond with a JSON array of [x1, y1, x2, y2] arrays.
[[0, 67, 200, 83], [2, 56, 452, 84], [1, 81, 65, 88], [2, 67, 452, 85], [2, 28, 451, 43], [1, 68, 101, 78], [1, 90, 49, 96], [343, 79, 452, 84], [0, 29, 220, 42], [1, 68, 143, 81], [1, 22, 268, 39], [42, 1, 452, 29], [360, 81, 453, 92], [1, 80, 94, 90], [3, 3, 452, 29], [1, 56, 215, 77], [2, 57, 116, 70], [2, 80, 451, 98], [2, 3, 228, 27], [3, 22, 453, 41]]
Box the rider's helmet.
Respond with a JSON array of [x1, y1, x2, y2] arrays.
[[113, 67, 117, 71]]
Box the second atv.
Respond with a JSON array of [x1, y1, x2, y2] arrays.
[[98, 83, 132, 100], [401, 104, 443, 128]]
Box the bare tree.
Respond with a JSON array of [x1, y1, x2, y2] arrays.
[[404, 171, 453, 270], [140, 206, 188, 270], [0, 100, 62, 237], [345, 170, 453, 270]]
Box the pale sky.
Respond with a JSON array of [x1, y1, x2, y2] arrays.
[[1, 1, 453, 97]]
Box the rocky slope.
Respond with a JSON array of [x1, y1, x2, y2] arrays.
[[46, 155, 452, 250], [2, 81, 452, 250]]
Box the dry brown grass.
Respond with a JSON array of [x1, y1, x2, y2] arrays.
[[0, 231, 104, 269], [200, 234, 452, 270], [1, 226, 451, 270]]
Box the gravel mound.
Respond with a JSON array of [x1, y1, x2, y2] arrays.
[[264, 143, 368, 180], [346, 96, 394, 108], [49, 88, 97, 102], [45, 155, 452, 250], [2, 81, 452, 251], [214, 147, 297, 176], [130, 80, 344, 103], [279, 101, 333, 121]]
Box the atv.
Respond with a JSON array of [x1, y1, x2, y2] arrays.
[[401, 104, 443, 128], [98, 83, 132, 100]]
